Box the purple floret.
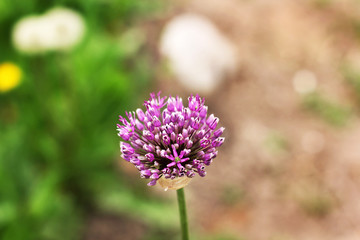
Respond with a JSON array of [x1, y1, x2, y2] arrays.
[[116, 92, 225, 186]]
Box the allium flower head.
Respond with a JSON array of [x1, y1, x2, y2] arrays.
[[117, 92, 225, 188]]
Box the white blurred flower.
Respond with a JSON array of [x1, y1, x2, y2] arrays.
[[160, 13, 237, 94], [12, 16, 54, 54], [292, 69, 317, 94], [12, 7, 85, 54], [44, 8, 85, 50]]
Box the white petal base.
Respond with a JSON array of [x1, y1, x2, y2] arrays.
[[158, 177, 192, 191]]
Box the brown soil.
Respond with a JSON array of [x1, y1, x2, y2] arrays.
[[161, 0, 360, 239], [85, 0, 360, 239], [83, 214, 146, 240]]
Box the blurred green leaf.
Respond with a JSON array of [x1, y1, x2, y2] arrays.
[[0, 0, 165, 239], [97, 187, 178, 228], [302, 92, 352, 127]]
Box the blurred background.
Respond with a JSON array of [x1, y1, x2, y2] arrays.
[[1, 0, 360, 239]]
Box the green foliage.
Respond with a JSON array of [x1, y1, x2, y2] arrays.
[[97, 186, 178, 228], [311, 0, 333, 8], [264, 131, 289, 155], [0, 0, 166, 239], [302, 92, 352, 127], [140, 225, 178, 240], [221, 185, 247, 206], [293, 182, 335, 218], [298, 190, 334, 218], [342, 66, 360, 105]]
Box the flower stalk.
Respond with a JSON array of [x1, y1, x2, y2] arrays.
[[177, 188, 189, 240]]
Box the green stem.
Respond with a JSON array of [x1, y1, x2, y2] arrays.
[[177, 188, 189, 240]]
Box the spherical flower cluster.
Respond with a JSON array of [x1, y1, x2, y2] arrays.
[[0, 62, 22, 93], [12, 7, 85, 54], [117, 92, 225, 187]]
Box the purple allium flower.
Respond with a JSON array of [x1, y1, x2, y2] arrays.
[[117, 92, 225, 187]]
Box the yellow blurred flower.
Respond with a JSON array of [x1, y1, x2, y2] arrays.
[[0, 63, 22, 93]]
